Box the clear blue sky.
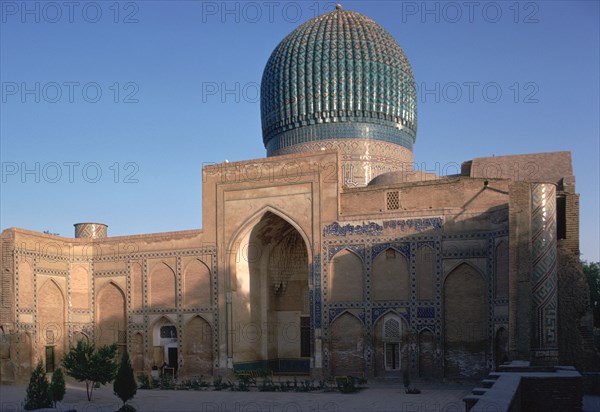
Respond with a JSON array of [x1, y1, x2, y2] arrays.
[[1, 1, 598, 261]]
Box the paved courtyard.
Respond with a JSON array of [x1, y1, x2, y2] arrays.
[[2, 381, 599, 412], [0, 381, 474, 412]]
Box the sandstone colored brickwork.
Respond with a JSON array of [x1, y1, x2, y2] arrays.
[[563, 193, 580, 255], [444, 263, 488, 378], [0, 150, 588, 383], [468, 151, 573, 184]]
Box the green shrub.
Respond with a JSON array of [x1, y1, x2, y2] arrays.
[[137, 373, 151, 389], [49, 368, 66, 407], [258, 377, 278, 392], [24, 362, 52, 410], [158, 375, 175, 390], [62, 340, 119, 401], [213, 376, 232, 391], [113, 351, 137, 404], [335, 376, 364, 393], [116, 404, 137, 412], [177, 376, 208, 390]]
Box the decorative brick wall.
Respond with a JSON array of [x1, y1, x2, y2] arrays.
[[530, 183, 559, 363], [563, 193, 580, 255]]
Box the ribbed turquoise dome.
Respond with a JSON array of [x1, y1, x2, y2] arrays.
[[261, 7, 417, 155]]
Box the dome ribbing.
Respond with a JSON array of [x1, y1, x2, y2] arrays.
[[260, 7, 417, 155]]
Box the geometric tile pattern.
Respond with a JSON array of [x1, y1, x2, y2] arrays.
[[74, 223, 107, 239], [261, 8, 417, 152], [531, 183, 558, 351], [12, 244, 218, 371], [319, 227, 509, 371]]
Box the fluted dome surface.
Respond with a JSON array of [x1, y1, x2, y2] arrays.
[[261, 7, 417, 154]]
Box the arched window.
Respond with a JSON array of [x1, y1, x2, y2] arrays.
[[160, 325, 177, 339], [384, 317, 401, 340], [383, 316, 401, 370]]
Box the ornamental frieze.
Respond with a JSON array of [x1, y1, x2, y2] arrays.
[[323, 217, 443, 237]]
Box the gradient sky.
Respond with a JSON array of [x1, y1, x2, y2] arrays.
[[1, 1, 598, 261]]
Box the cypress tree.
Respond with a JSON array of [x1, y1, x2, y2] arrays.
[[49, 368, 66, 407], [24, 361, 52, 410], [113, 351, 137, 405]]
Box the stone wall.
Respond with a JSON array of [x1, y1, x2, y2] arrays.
[[467, 363, 582, 412], [557, 247, 600, 371], [0, 227, 215, 383], [520, 374, 582, 412]]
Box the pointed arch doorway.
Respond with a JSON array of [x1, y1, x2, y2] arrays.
[[230, 211, 311, 374]]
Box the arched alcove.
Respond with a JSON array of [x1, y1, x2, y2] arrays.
[[96, 282, 126, 350], [330, 249, 364, 302], [182, 316, 213, 376], [37, 279, 65, 372], [231, 211, 310, 373], [149, 263, 176, 309], [183, 260, 211, 308], [371, 248, 409, 301], [443, 263, 488, 378], [330, 313, 365, 376], [373, 312, 408, 377]]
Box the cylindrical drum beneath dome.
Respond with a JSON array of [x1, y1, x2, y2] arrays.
[[74, 223, 108, 239]]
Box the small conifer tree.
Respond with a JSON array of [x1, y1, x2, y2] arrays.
[[49, 368, 66, 407], [24, 361, 52, 410], [113, 351, 137, 405]]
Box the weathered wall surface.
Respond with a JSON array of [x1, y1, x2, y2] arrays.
[[0, 150, 586, 383], [557, 247, 600, 371]]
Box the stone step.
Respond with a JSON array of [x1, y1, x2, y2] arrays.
[[471, 387, 487, 395], [481, 379, 496, 388], [462, 394, 482, 412]]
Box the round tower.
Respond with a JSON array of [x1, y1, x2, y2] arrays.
[[74, 223, 108, 239]]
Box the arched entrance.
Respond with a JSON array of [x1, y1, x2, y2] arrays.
[[373, 313, 407, 378], [151, 317, 178, 371], [38, 280, 65, 373], [231, 211, 310, 374]]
